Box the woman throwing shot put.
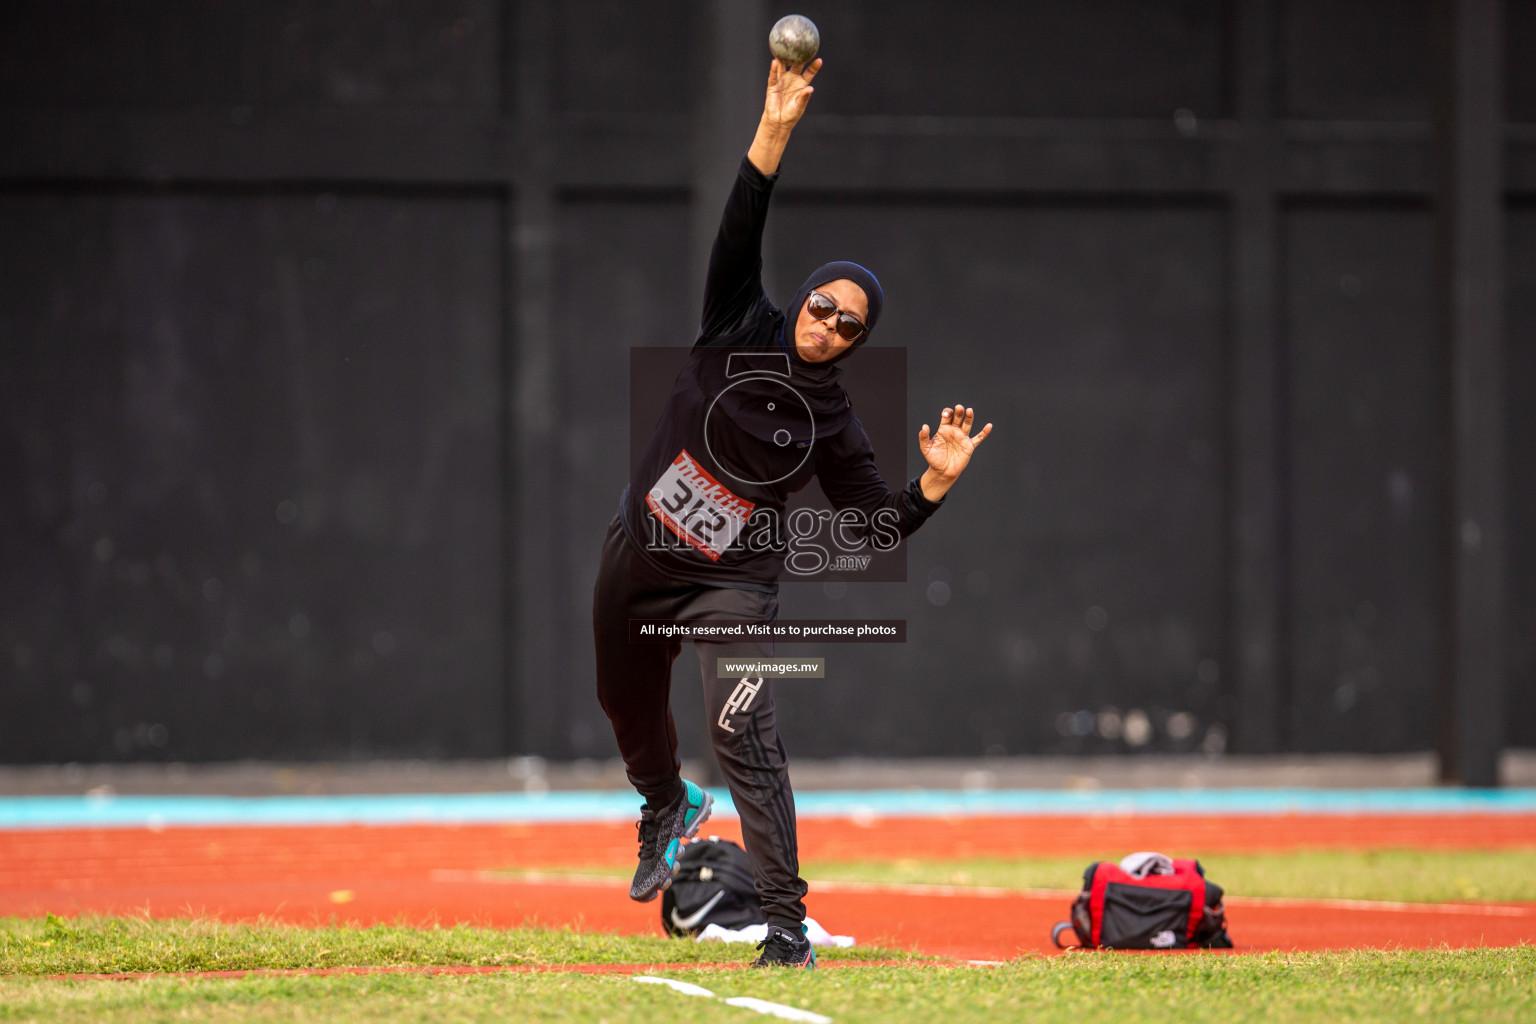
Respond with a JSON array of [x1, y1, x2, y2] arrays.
[[593, 56, 992, 968]]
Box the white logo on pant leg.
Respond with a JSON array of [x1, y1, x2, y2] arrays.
[[716, 677, 763, 734]]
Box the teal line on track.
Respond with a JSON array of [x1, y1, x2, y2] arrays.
[[2, 788, 1535, 830]]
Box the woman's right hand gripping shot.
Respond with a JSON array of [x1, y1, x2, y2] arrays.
[[748, 57, 823, 175]]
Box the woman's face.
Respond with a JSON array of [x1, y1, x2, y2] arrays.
[[793, 278, 868, 364]]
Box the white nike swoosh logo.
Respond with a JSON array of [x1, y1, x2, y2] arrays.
[[669, 890, 726, 932]]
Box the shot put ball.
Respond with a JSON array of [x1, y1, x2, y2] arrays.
[[769, 14, 819, 68]]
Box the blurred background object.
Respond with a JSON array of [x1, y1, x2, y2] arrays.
[[0, 0, 1528, 786]]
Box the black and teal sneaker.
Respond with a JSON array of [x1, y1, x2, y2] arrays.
[[629, 779, 713, 902], [751, 923, 816, 969]]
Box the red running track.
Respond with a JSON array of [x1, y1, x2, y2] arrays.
[[3, 816, 1533, 960]]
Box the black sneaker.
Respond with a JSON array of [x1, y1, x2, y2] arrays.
[[751, 924, 816, 969], [629, 779, 713, 902]]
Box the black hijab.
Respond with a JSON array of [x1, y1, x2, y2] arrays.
[[703, 261, 884, 445], [782, 260, 885, 368]]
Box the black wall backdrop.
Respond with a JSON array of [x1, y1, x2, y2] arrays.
[[0, 0, 1530, 768]]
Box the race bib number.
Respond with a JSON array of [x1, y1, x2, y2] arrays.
[[646, 449, 755, 561]]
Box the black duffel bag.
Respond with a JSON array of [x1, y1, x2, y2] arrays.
[[661, 837, 766, 937]]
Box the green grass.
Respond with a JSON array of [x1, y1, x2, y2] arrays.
[[799, 848, 1536, 903], [0, 916, 904, 977], [2, 948, 1532, 1023]]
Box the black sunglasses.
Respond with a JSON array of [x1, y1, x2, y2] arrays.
[[805, 290, 868, 342]]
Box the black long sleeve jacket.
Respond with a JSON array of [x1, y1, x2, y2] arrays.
[[617, 156, 941, 590]]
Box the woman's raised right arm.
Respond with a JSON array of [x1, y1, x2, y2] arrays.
[[698, 59, 823, 341]]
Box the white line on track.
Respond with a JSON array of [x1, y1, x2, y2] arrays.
[[805, 878, 1076, 899], [723, 995, 834, 1022], [632, 976, 716, 997], [631, 977, 832, 1022], [429, 869, 626, 887], [1223, 895, 1536, 917], [792, 879, 1536, 917]]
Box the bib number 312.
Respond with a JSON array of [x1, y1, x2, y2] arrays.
[[646, 449, 756, 562]]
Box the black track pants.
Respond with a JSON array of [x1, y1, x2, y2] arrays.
[[592, 515, 807, 925]]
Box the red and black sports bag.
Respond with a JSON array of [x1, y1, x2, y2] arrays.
[[1052, 854, 1233, 950]]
